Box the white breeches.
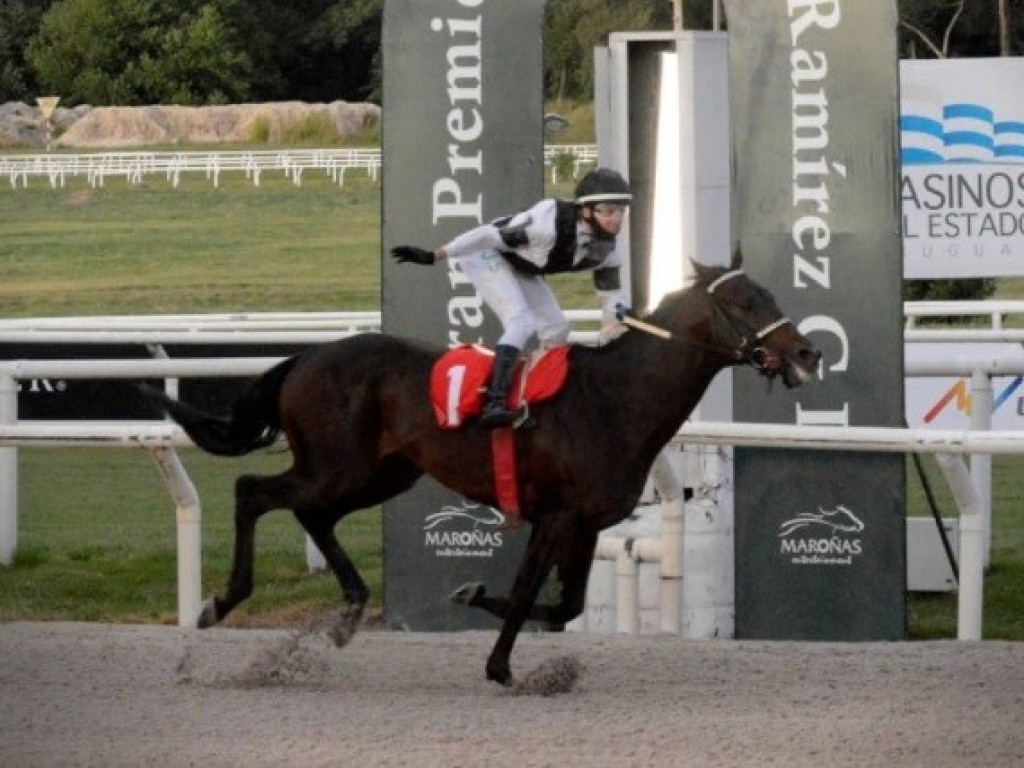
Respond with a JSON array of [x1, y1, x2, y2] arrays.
[[459, 250, 570, 349]]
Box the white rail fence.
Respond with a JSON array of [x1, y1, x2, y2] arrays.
[[0, 144, 598, 189], [2, 371, 1020, 638], [2, 302, 1024, 637]]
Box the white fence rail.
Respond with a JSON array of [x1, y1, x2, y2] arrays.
[[0, 144, 598, 189], [7, 298, 1024, 336], [3, 303, 1024, 637], [0, 358, 281, 628], [905, 299, 1024, 329]]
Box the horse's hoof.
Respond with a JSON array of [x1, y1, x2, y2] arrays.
[[486, 664, 514, 687], [196, 597, 219, 629], [326, 603, 365, 648], [449, 582, 485, 606]]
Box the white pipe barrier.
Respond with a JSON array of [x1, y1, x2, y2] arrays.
[[590, 454, 686, 636]]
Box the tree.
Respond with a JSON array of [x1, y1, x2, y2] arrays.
[[0, 0, 54, 103], [544, 0, 673, 101], [899, 0, 1022, 58], [26, 0, 255, 106], [237, 0, 382, 103]]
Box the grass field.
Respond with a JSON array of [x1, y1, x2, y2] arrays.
[[0, 171, 383, 317], [1, 141, 1022, 639]]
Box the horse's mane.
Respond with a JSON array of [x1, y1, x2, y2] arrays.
[[641, 263, 725, 327]]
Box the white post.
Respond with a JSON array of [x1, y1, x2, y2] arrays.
[[969, 369, 992, 567], [650, 452, 684, 634], [0, 373, 17, 565], [148, 447, 201, 628], [935, 452, 984, 640], [306, 535, 327, 572], [615, 546, 638, 634]]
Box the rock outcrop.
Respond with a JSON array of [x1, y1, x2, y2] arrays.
[[0, 101, 380, 148]]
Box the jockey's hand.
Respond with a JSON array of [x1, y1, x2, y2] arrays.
[[615, 303, 635, 322], [391, 245, 435, 265], [599, 324, 627, 346]]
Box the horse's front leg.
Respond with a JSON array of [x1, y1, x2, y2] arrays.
[[452, 527, 597, 630], [483, 514, 570, 686]]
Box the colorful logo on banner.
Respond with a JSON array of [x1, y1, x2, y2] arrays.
[[901, 103, 1024, 166], [900, 58, 1024, 278], [921, 376, 1024, 424]]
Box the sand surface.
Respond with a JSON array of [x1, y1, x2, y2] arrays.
[[1, 621, 1022, 767]]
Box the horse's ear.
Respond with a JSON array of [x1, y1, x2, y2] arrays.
[[730, 245, 743, 270], [690, 258, 713, 284]]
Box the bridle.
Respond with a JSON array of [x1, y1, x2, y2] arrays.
[[704, 269, 793, 372], [619, 269, 793, 375]]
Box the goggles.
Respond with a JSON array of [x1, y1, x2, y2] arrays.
[[592, 203, 628, 217]]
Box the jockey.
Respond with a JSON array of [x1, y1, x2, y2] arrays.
[[391, 167, 632, 428]]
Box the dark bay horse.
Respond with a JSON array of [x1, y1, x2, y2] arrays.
[[144, 251, 820, 685]]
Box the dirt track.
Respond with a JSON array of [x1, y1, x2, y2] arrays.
[[1, 621, 1022, 767]]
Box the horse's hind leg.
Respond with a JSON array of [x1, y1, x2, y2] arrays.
[[197, 472, 294, 628], [293, 508, 368, 648]]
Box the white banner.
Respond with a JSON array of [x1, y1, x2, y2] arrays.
[[901, 58, 1024, 278]]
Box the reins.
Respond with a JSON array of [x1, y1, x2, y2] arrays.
[[618, 269, 792, 369]]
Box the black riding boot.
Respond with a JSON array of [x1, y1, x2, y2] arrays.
[[480, 344, 521, 428]]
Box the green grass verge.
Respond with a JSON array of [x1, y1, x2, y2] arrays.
[[4, 447, 381, 627], [0, 172, 382, 318]]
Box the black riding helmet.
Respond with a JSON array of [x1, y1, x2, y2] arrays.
[[574, 167, 632, 205]]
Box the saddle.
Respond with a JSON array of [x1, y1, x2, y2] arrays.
[[430, 344, 571, 429], [430, 344, 572, 517]]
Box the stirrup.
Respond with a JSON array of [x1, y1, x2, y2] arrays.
[[480, 404, 522, 428], [511, 402, 535, 430], [480, 402, 533, 430]]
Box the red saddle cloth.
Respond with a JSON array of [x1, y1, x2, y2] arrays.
[[430, 345, 572, 517], [430, 344, 571, 429]]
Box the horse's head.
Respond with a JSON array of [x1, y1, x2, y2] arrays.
[[682, 249, 821, 388]]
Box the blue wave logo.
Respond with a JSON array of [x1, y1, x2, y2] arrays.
[[901, 101, 1024, 165]]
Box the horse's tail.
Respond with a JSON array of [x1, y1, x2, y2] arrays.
[[141, 354, 302, 457]]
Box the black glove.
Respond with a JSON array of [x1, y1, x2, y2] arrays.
[[391, 245, 435, 265], [615, 303, 634, 321]]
